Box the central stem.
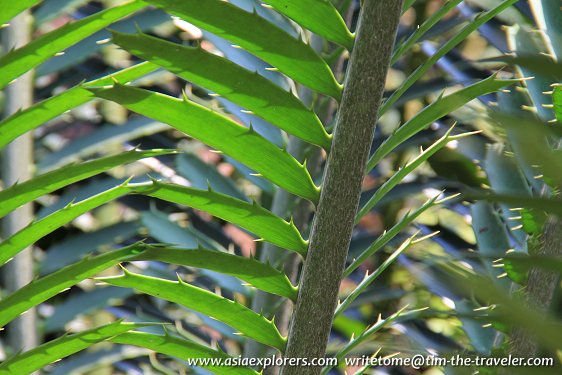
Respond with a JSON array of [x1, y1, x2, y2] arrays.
[[281, 1, 403, 374]]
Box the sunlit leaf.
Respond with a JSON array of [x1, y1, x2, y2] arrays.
[[0, 0, 41, 26], [260, 0, 354, 49], [0, 322, 152, 375], [0, 149, 174, 219], [111, 31, 331, 149], [110, 332, 259, 375], [0, 62, 158, 151], [131, 246, 298, 300], [130, 181, 308, 255], [380, 0, 518, 115], [91, 84, 320, 203], [144, 0, 341, 98], [99, 270, 287, 351], [0, 184, 132, 267], [0, 0, 146, 89], [0, 244, 146, 328], [368, 75, 518, 171]]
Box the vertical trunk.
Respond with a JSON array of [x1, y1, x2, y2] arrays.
[[510, 216, 562, 358], [1, 11, 39, 355], [281, 1, 403, 374]]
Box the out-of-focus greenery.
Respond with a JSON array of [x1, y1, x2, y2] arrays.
[[0, 0, 561, 374]]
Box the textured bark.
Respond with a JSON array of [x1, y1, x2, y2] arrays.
[[281, 1, 403, 374], [510, 216, 562, 358], [1, 11, 39, 355]]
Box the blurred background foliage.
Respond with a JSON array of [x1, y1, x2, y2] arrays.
[[0, 0, 561, 374]]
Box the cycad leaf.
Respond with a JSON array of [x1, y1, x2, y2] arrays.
[[367, 75, 518, 171], [360, 128, 469, 219], [0, 62, 158, 150], [391, 0, 463, 65], [469, 192, 562, 217], [261, 0, 354, 49], [99, 271, 287, 351], [380, 0, 518, 115], [144, 0, 341, 98], [130, 181, 308, 255], [0, 0, 41, 26], [176, 153, 248, 202], [0, 244, 145, 328], [0, 184, 132, 267], [110, 31, 331, 149], [132, 247, 298, 301], [91, 84, 320, 203], [0, 149, 174, 219], [471, 201, 511, 289], [345, 194, 443, 277], [110, 332, 259, 375], [0, 0, 145, 90], [323, 308, 426, 374], [0, 322, 150, 375], [336, 236, 418, 317]]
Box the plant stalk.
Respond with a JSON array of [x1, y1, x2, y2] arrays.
[[280, 1, 403, 374], [510, 216, 562, 358], [1, 11, 39, 355]]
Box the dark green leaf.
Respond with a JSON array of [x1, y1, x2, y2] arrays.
[[553, 85, 562, 123]]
